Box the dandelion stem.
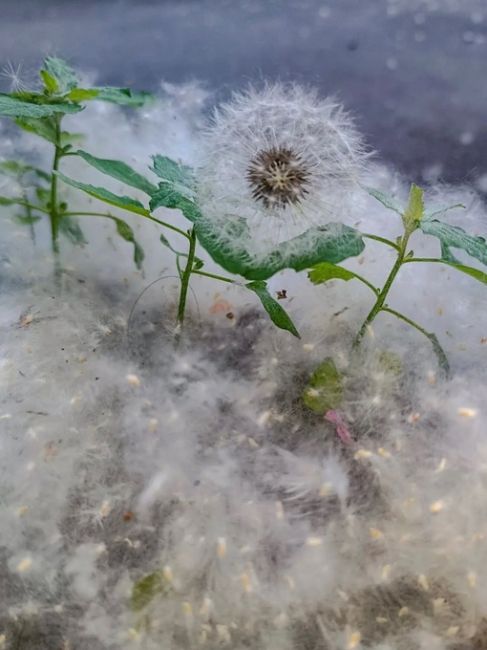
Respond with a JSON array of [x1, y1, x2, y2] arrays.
[[176, 227, 197, 329]]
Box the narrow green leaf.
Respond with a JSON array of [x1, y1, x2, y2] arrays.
[[425, 203, 465, 220], [0, 160, 50, 182], [0, 196, 17, 205], [59, 216, 88, 246], [420, 218, 487, 267], [302, 358, 343, 413], [442, 261, 487, 284], [56, 172, 149, 216], [113, 218, 145, 269], [65, 88, 100, 102], [76, 150, 157, 196], [40, 69, 59, 94], [308, 262, 356, 284], [91, 87, 152, 107], [0, 94, 82, 118], [42, 57, 78, 94], [403, 183, 424, 227], [365, 186, 402, 215], [246, 280, 300, 338], [14, 214, 42, 225]]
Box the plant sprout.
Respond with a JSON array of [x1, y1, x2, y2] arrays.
[[0, 57, 151, 269]]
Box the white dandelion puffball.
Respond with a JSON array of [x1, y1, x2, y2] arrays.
[[196, 83, 369, 257]]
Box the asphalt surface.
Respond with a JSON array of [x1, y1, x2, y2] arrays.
[[1, 0, 486, 184]]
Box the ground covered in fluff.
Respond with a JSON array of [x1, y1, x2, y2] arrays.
[[1, 85, 487, 650]]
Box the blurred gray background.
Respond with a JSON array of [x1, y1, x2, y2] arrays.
[[1, 0, 486, 185]]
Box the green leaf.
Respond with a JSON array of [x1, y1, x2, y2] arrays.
[[159, 233, 204, 268], [420, 218, 487, 267], [403, 183, 424, 228], [56, 172, 149, 217], [76, 150, 157, 196], [65, 88, 100, 102], [423, 259, 487, 285], [14, 214, 42, 225], [308, 262, 357, 284], [113, 218, 145, 269], [365, 186, 402, 215], [0, 160, 50, 182], [425, 203, 465, 220], [15, 115, 57, 142], [40, 69, 59, 94], [302, 358, 343, 413], [149, 184, 199, 217], [58, 216, 88, 245], [90, 87, 152, 107], [194, 217, 366, 281], [131, 572, 169, 612], [42, 57, 78, 94], [151, 155, 194, 187], [0, 196, 18, 205], [246, 280, 300, 338], [0, 94, 82, 118]]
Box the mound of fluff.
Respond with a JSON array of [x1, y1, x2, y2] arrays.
[[0, 81, 487, 650]]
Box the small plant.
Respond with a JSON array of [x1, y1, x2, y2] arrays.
[[0, 56, 151, 268], [3, 75, 487, 374]]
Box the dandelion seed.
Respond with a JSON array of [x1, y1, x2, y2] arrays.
[[458, 407, 477, 418], [126, 373, 141, 387], [418, 574, 430, 591], [196, 83, 368, 257], [347, 630, 362, 649], [467, 571, 477, 588], [369, 527, 384, 540], [446, 626, 459, 637], [16, 557, 32, 573], [0, 61, 27, 92], [430, 500, 445, 514]]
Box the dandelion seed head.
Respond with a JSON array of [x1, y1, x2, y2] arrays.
[[196, 83, 369, 258]]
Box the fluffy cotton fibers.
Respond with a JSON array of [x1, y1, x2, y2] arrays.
[[0, 79, 487, 650]]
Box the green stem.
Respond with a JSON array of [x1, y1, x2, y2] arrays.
[[176, 228, 197, 329], [65, 211, 190, 240], [349, 272, 379, 296], [362, 233, 400, 251], [49, 114, 62, 255], [10, 200, 50, 214], [403, 257, 445, 265], [192, 269, 235, 284], [353, 229, 412, 346], [381, 307, 450, 376]]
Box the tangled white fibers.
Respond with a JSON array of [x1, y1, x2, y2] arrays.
[[0, 79, 487, 650]]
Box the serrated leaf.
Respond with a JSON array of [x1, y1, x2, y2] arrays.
[[42, 57, 78, 94], [56, 172, 149, 216], [149, 184, 199, 217], [420, 218, 487, 267], [131, 572, 168, 612], [403, 183, 424, 228], [59, 216, 88, 245], [76, 150, 157, 196], [113, 218, 144, 269], [91, 87, 152, 107], [365, 186, 402, 215], [15, 115, 57, 142], [246, 280, 300, 338], [194, 217, 366, 281], [151, 155, 194, 187], [40, 69, 59, 94], [308, 262, 356, 284], [0, 94, 82, 118], [65, 88, 100, 102], [303, 358, 343, 413]]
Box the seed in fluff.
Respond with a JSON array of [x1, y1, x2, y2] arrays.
[[246, 146, 310, 208]]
